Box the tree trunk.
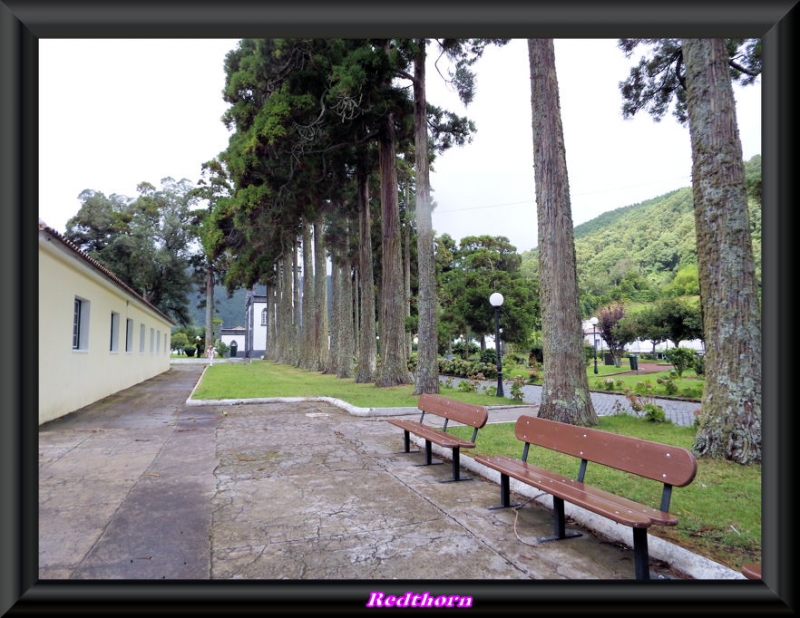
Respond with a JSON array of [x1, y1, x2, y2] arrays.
[[291, 238, 301, 366], [265, 280, 276, 361], [204, 261, 214, 353], [376, 115, 412, 387], [268, 279, 277, 360], [528, 38, 598, 426], [298, 220, 315, 370], [412, 39, 440, 395], [312, 219, 329, 372], [404, 204, 412, 359], [682, 38, 761, 464], [355, 173, 377, 383], [325, 253, 340, 375], [278, 253, 293, 364], [337, 259, 355, 379]]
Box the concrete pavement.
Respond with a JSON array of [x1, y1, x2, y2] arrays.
[[38, 365, 743, 590]]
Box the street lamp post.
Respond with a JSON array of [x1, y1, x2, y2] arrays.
[[590, 316, 599, 375], [489, 292, 504, 397]]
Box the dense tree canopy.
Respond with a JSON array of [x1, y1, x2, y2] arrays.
[[65, 178, 199, 325]]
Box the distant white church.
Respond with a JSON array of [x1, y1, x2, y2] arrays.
[[243, 290, 268, 358]]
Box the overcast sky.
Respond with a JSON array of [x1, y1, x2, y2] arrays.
[[39, 38, 762, 254]]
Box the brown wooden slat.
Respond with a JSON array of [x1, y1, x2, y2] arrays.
[[388, 419, 475, 448], [417, 393, 488, 429], [514, 415, 697, 487]]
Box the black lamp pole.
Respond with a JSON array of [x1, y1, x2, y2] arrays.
[[494, 306, 504, 396], [591, 317, 599, 375], [490, 292, 504, 397]]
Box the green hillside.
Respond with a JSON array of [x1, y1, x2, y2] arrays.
[[522, 154, 761, 307]]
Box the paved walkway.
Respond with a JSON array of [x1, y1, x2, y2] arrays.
[[33, 365, 744, 612]]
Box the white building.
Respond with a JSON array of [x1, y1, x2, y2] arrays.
[[39, 220, 174, 425], [220, 326, 246, 357], [244, 291, 268, 358]]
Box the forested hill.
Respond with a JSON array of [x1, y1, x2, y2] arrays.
[[522, 154, 761, 295], [187, 285, 263, 330]]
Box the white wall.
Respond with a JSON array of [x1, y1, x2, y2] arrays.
[[39, 234, 173, 424], [247, 299, 268, 356], [220, 333, 245, 354]]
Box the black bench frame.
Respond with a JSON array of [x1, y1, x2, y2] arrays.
[[388, 394, 488, 483], [475, 414, 697, 580]]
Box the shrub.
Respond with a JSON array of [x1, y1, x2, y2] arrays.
[[452, 340, 479, 358], [480, 348, 497, 365], [458, 374, 485, 393], [184, 346, 196, 357], [664, 346, 698, 378], [620, 381, 668, 423], [214, 340, 229, 358], [692, 353, 706, 376], [509, 375, 526, 401], [657, 373, 679, 396]]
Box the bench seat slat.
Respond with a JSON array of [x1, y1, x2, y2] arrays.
[[388, 419, 476, 449], [475, 455, 678, 527]]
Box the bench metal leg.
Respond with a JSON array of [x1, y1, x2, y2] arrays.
[[538, 496, 581, 542], [414, 440, 443, 467], [632, 527, 650, 580], [440, 447, 472, 483], [488, 473, 522, 509], [395, 430, 421, 455]]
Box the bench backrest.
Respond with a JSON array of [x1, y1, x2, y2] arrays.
[[417, 394, 489, 430], [514, 415, 697, 488]]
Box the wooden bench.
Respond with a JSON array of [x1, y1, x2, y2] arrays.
[[388, 394, 488, 483], [474, 414, 697, 580], [741, 563, 762, 580]]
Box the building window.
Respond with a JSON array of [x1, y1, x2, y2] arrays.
[[110, 312, 120, 352], [156, 330, 160, 354], [150, 328, 155, 353], [164, 333, 169, 355], [126, 319, 134, 352], [261, 307, 268, 326], [139, 323, 145, 353], [73, 299, 82, 349], [73, 297, 90, 350]]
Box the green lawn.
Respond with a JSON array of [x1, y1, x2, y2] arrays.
[[190, 359, 760, 573], [505, 362, 705, 401], [191, 361, 524, 409]]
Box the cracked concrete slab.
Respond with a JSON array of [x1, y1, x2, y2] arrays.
[[38, 364, 741, 590]]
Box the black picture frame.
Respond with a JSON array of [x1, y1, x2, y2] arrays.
[[2, 1, 794, 614]]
